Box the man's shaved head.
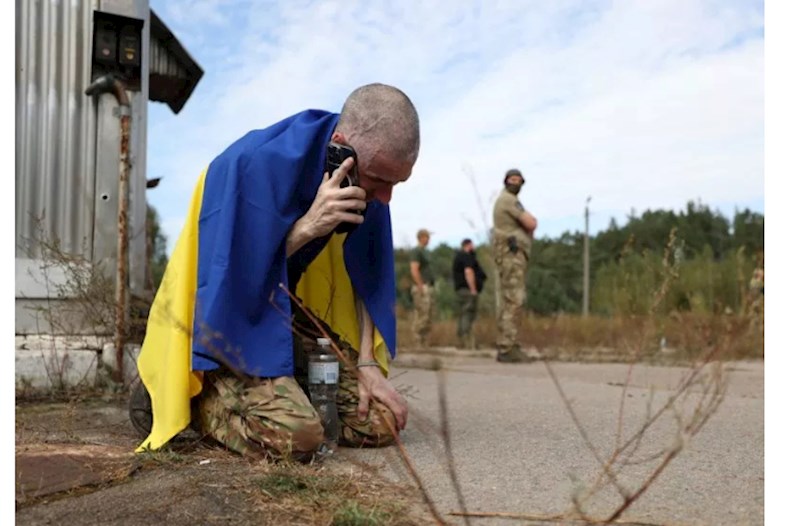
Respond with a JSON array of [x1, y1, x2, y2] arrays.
[[336, 83, 420, 165]]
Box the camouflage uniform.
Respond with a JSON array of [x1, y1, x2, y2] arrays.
[[410, 284, 434, 348], [749, 268, 764, 314], [492, 187, 532, 354], [748, 268, 764, 352], [410, 241, 435, 348], [193, 372, 324, 461], [192, 313, 396, 460]]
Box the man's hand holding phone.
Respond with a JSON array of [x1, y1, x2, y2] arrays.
[[327, 142, 364, 234], [299, 157, 367, 239]]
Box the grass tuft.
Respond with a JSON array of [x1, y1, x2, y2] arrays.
[[332, 500, 393, 526]]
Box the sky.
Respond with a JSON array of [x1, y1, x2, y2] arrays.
[[145, 0, 764, 251]]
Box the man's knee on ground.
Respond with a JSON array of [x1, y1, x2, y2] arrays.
[[194, 373, 326, 461], [223, 406, 325, 461], [264, 414, 325, 459]]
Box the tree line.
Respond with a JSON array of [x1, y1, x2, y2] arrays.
[[394, 201, 764, 318]]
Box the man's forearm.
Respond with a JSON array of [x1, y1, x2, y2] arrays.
[[518, 211, 537, 236], [286, 217, 315, 257], [528, 215, 538, 236], [410, 263, 425, 288], [465, 268, 478, 294], [356, 297, 375, 362]]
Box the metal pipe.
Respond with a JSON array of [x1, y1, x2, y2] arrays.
[[85, 74, 131, 383], [582, 196, 591, 317]]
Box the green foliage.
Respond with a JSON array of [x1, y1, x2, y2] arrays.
[[732, 208, 765, 257], [393, 248, 413, 310], [587, 203, 763, 316], [256, 472, 314, 497], [526, 232, 584, 313], [592, 249, 661, 316], [332, 501, 393, 526], [147, 204, 169, 290]]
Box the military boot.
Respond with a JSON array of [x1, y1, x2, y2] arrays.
[[129, 377, 153, 439], [496, 345, 533, 363]]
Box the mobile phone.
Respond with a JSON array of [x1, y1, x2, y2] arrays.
[[326, 142, 360, 189], [326, 142, 363, 234]]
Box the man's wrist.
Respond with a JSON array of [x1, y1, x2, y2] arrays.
[[356, 360, 381, 369], [286, 217, 316, 256], [296, 216, 317, 241]]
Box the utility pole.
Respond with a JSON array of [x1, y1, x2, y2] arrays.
[[583, 196, 591, 317]]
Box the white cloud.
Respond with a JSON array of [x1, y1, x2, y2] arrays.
[[147, 0, 763, 252]]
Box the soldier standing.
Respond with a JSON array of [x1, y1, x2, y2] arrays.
[[748, 265, 764, 354], [452, 238, 486, 349], [491, 169, 538, 363], [409, 229, 435, 348]]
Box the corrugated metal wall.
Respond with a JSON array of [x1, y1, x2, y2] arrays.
[[16, 0, 149, 292], [150, 37, 189, 80], [16, 0, 151, 335], [15, 0, 99, 260]]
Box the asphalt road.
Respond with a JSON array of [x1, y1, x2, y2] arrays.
[[344, 358, 764, 526]]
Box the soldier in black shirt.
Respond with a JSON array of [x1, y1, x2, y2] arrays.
[[452, 239, 486, 349]]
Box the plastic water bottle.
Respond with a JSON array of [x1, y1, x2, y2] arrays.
[[308, 337, 340, 454]]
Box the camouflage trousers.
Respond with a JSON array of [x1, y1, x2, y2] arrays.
[[748, 297, 764, 354], [493, 247, 527, 351], [411, 284, 434, 348], [456, 289, 478, 348], [193, 345, 397, 461]]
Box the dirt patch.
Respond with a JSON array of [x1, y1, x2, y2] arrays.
[[14, 398, 432, 525], [16, 443, 136, 502]]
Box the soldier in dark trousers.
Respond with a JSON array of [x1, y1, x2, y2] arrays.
[[452, 238, 486, 349]]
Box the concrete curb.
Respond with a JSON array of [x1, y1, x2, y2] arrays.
[[15, 335, 141, 392]]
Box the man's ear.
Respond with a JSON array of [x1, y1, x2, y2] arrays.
[[331, 130, 346, 143]]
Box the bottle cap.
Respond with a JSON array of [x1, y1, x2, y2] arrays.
[[316, 338, 331, 346]]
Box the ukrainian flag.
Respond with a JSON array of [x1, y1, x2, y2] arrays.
[[136, 110, 397, 451]]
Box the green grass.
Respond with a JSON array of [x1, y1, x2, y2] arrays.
[[252, 464, 422, 525], [332, 500, 393, 526], [256, 471, 317, 498]]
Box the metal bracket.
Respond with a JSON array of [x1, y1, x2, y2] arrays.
[[113, 106, 132, 117]]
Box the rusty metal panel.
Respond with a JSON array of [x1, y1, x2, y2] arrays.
[[92, 93, 148, 297], [15, 0, 101, 260]]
